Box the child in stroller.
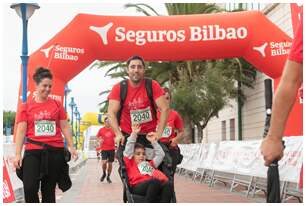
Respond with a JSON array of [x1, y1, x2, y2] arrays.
[[118, 124, 174, 203]]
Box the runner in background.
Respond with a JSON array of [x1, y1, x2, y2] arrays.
[[158, 87, 184, 172], [96, 117, 116, 183]]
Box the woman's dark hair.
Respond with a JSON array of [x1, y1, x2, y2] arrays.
[[127, 55, 145, 67], [33, 67, 53, 84], [134, 143, 145, 151], [163, 87, 171, 99]]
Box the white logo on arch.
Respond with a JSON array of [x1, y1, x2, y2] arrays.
[[253, 42, 268, 57], [40, 45, 55, 58], [89, 22, 114, 45]]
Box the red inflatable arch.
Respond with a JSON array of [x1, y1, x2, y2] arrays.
[[16, 11, 302, 137]]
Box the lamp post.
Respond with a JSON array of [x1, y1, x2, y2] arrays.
[[69, 97, 76, 146], [74, 106, 79, 148], [64, 84, 71, 112], [76, 111, 81, 150], [10, 3, 40, 103]]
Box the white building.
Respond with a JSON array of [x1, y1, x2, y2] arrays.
[[202, 3, 295, 143]]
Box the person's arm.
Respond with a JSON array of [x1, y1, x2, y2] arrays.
[[172, 128, 184, 145], [60, 120, 78, 160], [155, 95, 170, 140], [267, 60, 303, 140], [123, 133, 137, 158], [151, 141, 165, 168], [171, 112, 184, 145], [13, 122, 27, 169], [108, 99, 124, 144], [261, 60, 302, 166]]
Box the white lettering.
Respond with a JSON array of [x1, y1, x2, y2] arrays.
[[112, 24, 248, 46], [226, 27, 237, 39], [236, 27, 247, 39], [189, 26, 202, 41], [115, 27, 126, 42], [215, 25, 226, 40], [177, 30, 186, 42], [135, 31, 146, 46]]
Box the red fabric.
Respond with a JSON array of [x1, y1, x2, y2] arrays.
[[288, 10, 303, 63], [16, 97, 66, 150], [123, 157, 154, 186], [152, 168, 169, 184], [108, 79, 164, 134], [3, 159, 15, 203], [96, 127, 116, 150], [158, 109, 184, 143]]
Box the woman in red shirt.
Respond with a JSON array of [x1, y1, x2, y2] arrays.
[[13, 67, 78, 203], [158, 87, 184, 172]]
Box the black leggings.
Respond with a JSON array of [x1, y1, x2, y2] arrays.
[[22, 150, 65, 203], [132, 179, 172, 203]]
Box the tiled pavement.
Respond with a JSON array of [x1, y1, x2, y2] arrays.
[[58, 159, 267, 203]]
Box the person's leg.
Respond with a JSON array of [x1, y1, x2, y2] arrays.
[[106, 150, 115, 183], [22, 151, 41, 203], [41, 150, 63, 203], [132, 179, 162, 203], [100, 151, 108, 181], [160, 181, 172, 203]]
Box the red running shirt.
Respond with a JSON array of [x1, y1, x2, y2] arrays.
[[123, 157, 161, 186], [288, 11, 303, 63], [158, 109, 184, 143], [108, 79, 164, 134], [16, 97, 67, 150], [96, 127, 116, 150]]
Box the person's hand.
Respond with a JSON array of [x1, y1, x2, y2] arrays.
[[115, 133, 125, 146], [146, 132, 157, 143], [69, 147, 79, 161], [260, 136, 284, 166], [170, 138, 178, 148], [13, 154, 22, 169], [131, 124, 141, 134]]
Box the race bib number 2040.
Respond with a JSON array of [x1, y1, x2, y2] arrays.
[[130, 107, 153, 125], [34, 120, 56, 136]]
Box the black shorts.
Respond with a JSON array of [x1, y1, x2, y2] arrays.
[[101, 150, 115, 162]]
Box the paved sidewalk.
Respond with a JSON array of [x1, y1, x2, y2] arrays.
[[58, 159, 257, 203]]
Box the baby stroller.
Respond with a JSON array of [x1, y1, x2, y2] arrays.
[[117, 136, 177, 203]]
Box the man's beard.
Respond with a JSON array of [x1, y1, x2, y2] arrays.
[[131, 76, 142, 84]]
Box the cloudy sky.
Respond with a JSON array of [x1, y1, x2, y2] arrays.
[[1, 1, 167, 115]]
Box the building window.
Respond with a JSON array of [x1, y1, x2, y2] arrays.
[[222, 120, 226, 141], [230, 118, 235, 140]]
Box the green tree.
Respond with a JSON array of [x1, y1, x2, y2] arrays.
[[3, 111, 16, 135]]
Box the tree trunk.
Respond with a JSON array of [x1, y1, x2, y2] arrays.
[[196, 123, 204, 143], [181, 116, 193, 144]]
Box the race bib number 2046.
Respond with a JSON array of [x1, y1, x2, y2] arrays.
[[130, 107, 153, 125]]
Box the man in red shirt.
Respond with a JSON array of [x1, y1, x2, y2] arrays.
[[96, 117, 116, 183], [108, 55, 169, 147], [158, 87, 184, 172], [261, 9, 303, 188]]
